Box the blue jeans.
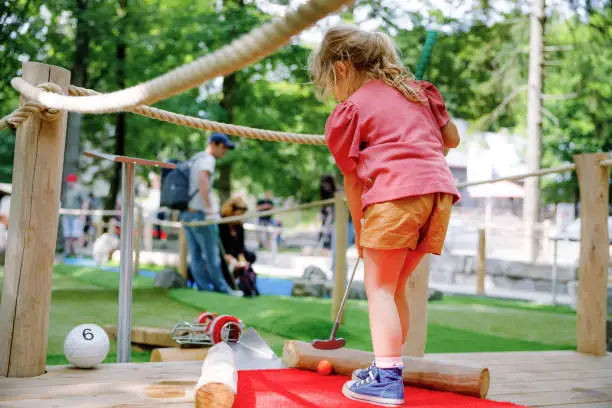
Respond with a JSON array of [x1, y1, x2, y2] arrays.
[[180, 211, 232, 294]]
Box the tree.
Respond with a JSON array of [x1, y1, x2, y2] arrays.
[[524, 0, 546, 261]]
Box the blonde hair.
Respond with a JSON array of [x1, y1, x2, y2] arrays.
[[220, 196, 249, 220], [308, 24, 422, 102]]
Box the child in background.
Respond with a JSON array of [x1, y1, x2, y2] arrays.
[[309, 25, 461, 406]]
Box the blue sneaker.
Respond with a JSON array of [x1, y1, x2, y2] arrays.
[[352, 362, 375, 381], [342, 366, 404, 406]]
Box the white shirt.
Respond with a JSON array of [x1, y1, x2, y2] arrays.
[[188, 152, 216, 212]]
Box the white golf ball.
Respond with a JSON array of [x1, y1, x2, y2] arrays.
[[63, 324, 110, 368]]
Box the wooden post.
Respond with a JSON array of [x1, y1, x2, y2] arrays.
[[403, 254, 431, 357], [178, 226, 188, 279], [477, 228, 486, 295], [0, 62, 71, 377], [542, 219, 551, 257], [574, 153, 609, 356], [331, 192, 348, 323], [133, 206, 142, 276], [143, 217, 153, 251]]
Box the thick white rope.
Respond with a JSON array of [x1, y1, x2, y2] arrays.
[[599, 159, 612, 167], [68, 85, 325, 145], [10, 0, 355, 114]]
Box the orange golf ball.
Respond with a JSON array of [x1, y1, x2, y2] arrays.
[[317, 359, 333, 375]]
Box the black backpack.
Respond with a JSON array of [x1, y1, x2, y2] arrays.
[[160, 157, 198, 211]]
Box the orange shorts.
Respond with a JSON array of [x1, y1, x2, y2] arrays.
[[360, 193, 454, 255]]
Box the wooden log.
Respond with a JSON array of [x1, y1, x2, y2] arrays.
[[0, 61, 71, 378], [103, 325, 177, 348], [477, 228, 486, 295], [282, 340, 490, 398], [150, 347, 209, 362], [195, 383, 234, 408], [194, 343, 237, 408], [403, 254, 431, 357], [574, 153, 610, 356], [331, 191, 348, 323]]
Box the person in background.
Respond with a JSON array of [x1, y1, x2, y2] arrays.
[[219, 196, 259, 297], [319, 174, 337, 250], [256, 190, 275, 249], [61, 173, 89, 257], [83, 192, 99, 248], [181, 132, 242, 296]]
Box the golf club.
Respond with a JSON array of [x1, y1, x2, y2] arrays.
[[312, 257, 361, 350]]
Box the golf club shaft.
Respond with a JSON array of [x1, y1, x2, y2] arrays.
[[330, 258, 360, 339]]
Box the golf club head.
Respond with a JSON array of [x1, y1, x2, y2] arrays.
[[311, 337, 346, 350]]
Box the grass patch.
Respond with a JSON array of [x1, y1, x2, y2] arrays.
[[47, 288, 198, 356], [438, 294, 578, 315], [0, 263, 583, 365], [53, 263, 156, 289], [47, 351, 152, 365], [107, 260, 168, 273], [169, 289, 574, 356]]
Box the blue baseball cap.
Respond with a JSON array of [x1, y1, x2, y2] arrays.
[[209, 132, 235, 149]]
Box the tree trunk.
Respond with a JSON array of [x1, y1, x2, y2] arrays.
[[523, 0, 545, 262], [62, 0, 89, 198], [106, 0, 128, 215], [58, 0, 89, 248], [217, 72, 237, 205], [217, 0, 244, 205]]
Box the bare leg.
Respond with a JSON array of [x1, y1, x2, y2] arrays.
[[363, 247, 408, 357], [394, 252, 426, 344]]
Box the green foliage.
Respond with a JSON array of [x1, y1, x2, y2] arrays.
[[0, 1, 610, 205], [540, 9, 612, 203]]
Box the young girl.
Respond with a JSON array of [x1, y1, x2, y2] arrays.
[[309, 25, 461, 406]]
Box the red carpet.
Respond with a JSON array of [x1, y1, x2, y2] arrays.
[[234, 369, 526, 408]]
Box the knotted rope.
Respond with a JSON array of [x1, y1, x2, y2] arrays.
[[0, 83, 63, 130]]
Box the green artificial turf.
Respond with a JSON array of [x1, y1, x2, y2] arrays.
[[0, 264, 582, 366]]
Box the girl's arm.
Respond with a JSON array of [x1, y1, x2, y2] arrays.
[[442, 121, 460, 150], [343, 172, 364, 256]]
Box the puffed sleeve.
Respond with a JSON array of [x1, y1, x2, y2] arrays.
[[325, 101, 360, 175], [422, 81, 451, 128]]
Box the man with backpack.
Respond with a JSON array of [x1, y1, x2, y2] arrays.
[[161, 132, 242, 296]]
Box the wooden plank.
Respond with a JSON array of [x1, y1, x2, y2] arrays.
[[0, 61, 71, 378], [490, 369, 612, 384], [574, 153, 610, 356], [499, 386, 612, 407], [426, 350, 611, 364], [403, 254, 431, 356], [1, 351, 612, 407], [84, 151, 176, 169], [150, 347, 209, 362], [103, 325, 177, 348], [489, 376, 612, 395], [1, 391, 194, 408]]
